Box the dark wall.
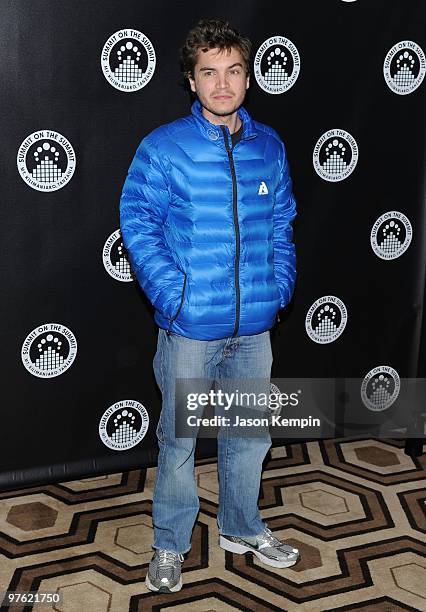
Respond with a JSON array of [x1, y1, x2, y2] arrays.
[[1, 0, 424, 489]]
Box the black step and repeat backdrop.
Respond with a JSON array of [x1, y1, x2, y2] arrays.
[[1, 1, 425, 490]]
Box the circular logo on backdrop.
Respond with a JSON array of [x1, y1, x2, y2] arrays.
[[371, 211, 412, 260], [254, 36, 300, 94], [361, 366, 400, 412], [306, 296, 347, 344], [101, 29, 156, 91], [313, 129, 358, 181], [99, 400, 149, 450], [21, 323, 77, 378], [17, 130, 76, 191], [383, 41, 425, 95], [103, 229, 133, 282]]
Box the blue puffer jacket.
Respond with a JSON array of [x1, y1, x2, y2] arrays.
[[119, 99, 296, 340]]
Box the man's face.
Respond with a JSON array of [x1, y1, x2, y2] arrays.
[[188, 46, 250, 124]]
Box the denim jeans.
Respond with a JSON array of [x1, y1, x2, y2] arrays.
[[151, 327, 273, 555]]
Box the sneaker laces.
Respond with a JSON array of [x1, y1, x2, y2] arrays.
[[157, 549, 184, 569], [258, 527, 298, 555]]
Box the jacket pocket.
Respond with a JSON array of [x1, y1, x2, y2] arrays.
[[167, 271, 187, 331]]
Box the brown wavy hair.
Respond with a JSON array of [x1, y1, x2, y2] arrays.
[[179, 18, 252, 81]]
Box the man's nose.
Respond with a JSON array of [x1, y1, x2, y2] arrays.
[[216, 73, 229, 89]]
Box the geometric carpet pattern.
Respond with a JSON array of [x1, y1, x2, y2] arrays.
[[0, 438, 425, 611]]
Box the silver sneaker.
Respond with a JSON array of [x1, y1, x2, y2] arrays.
[[145, 549, 185, 592], [219, 526, 300, 568]]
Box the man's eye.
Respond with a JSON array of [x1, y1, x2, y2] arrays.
[[203, 71, 213, 77], [231, 69, 241, 74]]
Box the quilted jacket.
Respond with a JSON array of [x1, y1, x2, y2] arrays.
[[119, 99, 297, 340]]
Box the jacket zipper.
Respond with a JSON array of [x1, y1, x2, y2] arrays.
[[221, 125, 240, 337], [166, 272, 187, 336]]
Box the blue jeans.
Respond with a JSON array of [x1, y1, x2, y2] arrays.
[[152, 328, 273, 555]]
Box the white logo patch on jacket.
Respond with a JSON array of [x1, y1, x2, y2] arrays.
[[258, 181, 269, 195]]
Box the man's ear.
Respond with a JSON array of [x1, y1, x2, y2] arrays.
[[246, 73, 250, 89], [188, 71, 196, 93]]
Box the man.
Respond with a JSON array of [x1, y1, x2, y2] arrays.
[[119, 18, 298, 593]]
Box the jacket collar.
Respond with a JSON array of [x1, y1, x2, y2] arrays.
[[190, 98, 257, 144]]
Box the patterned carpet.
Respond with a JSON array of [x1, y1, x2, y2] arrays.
[[0, 438, 425, 611]]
